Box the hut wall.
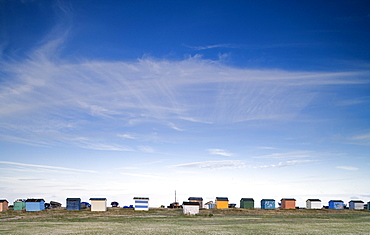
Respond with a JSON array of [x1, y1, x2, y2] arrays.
[[134, 197, 149, 211], [205, 203, 215, 209], [182, 202, 200, 215], [13, 201, 26, 211], [13, 201, 23, 211], [25, 200, 45, 211], [240, 198, 254, 209], [281, 199, 296, 209], [215, 198, 229, 209], [90, 198, 107, 211], [0, 200, 8, 211], [328, 200, 344, 209], [66, 198, 81, 211], [349, 201, 364, 210], [306, 200, 321, 209], [261, 199, 275, 209]]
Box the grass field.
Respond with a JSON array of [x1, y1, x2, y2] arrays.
[[1, 208, 370, 234]]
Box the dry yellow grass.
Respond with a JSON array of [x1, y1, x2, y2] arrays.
[[1, 208, 369, 234]]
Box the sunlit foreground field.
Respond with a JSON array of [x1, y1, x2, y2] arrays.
[[1, 208, 370, 234]]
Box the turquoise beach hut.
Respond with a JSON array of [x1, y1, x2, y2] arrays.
[[261, 199, 275, 209]]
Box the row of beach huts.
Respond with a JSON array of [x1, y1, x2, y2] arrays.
[[1, 197, 369, 215]]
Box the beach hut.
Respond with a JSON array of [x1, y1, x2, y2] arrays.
[[0, 199, 8, 211], [261, 199, 275, 209], [240, 198, 254, 209], [367, 201, 370, 210], [66, 198, 81, 211], [328, 200, 344, 209], [215, 197, 229, 209], [89, 198, 107, 211], [204, 201, 215, 209], [188, 197, 203, 208], [13, 199, 26, 211], [133, 197, 149, 211], [306, 199, 321, 209], [349, 200, 364, 210], [281, 198, 296, 209], [25, 199, 45, 211], [182, 202, 200, 215]]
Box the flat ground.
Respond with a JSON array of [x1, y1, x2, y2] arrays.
[[1, 208, 370, 234]]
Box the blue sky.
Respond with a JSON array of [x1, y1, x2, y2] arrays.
[[1, 0, 370, 207]]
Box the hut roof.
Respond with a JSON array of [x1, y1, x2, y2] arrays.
[[0, 199, 8, 203], [188, 197, 203, 200], [281, 198, 296, 201], [183, 202, 200, 206], [349, 200, 364, 203], [306, 199, 321, 201], [25, 199, 44, 202], [216, 197, 228, 201], [133, 197, 149, 200], [89, 198, 107, 201], [241, 198, 254, 201], [261, 199, 275, 201], [329, 200, 343, 202]]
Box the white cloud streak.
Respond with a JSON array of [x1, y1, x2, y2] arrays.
[[118, 133, 136, 140], [347, 133, 370, 146], [336, 166, 359, 171], [253, 151, 314, 160], [0, 161, 97, 173], [257, 160, 314, 168], [172, 159, 314, 169], [185, 43, 241, 50], [207, 149, 233, 157], [172, 160, 245, 169]]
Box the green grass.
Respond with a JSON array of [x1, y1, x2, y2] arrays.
[[1, 208, 370, 234]]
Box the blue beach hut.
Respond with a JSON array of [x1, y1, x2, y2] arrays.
[[66, 198, 81, 211], [328, 200, 344, 209], [261, 199, 275, 209], [25, 199, 45, 211]]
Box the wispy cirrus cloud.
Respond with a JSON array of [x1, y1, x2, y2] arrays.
[[336, 166, 359, 171], [257, 159, 314, 168], [0, 161, 97, 173], [117, 133, 137, 140], [184, 43, 240, 50], [172, 158, 314, 170], [138, 145, 155, 153], [1, 22, 369, 150], [347, 133, 370, 146], [172, 160, 245, 169], [253, 151, 314, 160], [207, 149, 233, 157], [350, 134, 370, 140]]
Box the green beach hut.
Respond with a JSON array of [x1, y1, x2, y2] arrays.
[[240, 198, 254, 209], [13, 199, 26, 211]]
